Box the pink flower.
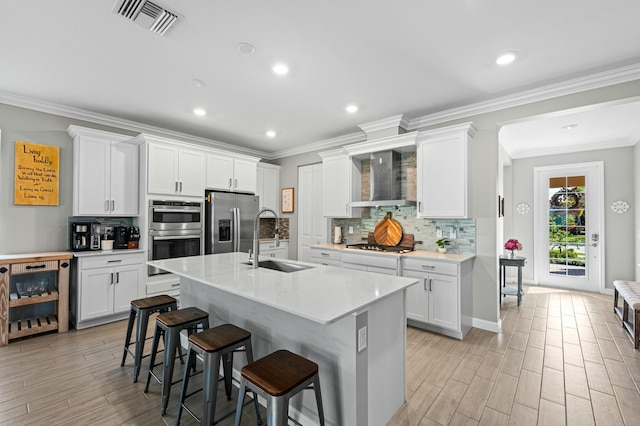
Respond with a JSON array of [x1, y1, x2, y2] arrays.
[[504, 239, 522, 251]]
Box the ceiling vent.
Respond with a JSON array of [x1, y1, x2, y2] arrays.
[[113, 0, 179, 35]]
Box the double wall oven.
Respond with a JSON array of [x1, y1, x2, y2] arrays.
[[148, 200, 202, 276]]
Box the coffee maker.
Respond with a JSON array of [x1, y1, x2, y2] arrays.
[[70, 222, 101, 251], [113, 226, 129, 250]]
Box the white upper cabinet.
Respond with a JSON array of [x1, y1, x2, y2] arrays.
[[147, 142, 204, 197], [416, 122, 476, 218], [319, 149, 361, 218], [206, 153, 258, 194], [68, 125, 139, 216], [256, 163, 280, 215]]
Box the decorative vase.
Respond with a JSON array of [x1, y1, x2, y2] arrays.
[[508, 250, 515, 259]]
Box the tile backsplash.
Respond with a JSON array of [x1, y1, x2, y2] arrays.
[[331, 206, 476, 254], [259, 218, 290, 239]]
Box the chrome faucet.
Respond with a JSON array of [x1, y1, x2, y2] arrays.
[[251, 208, 279, 268]]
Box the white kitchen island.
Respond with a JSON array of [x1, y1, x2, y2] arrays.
[[148, 252, 418, 426]]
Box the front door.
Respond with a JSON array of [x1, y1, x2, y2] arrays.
[[534, 162, 604, 292]]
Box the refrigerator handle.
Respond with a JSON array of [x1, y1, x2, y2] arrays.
[[233, 208, 240, 252]]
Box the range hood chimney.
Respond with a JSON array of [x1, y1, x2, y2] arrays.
[[350, 149, 416, 208]]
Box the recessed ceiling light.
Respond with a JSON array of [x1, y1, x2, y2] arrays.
[[272, 63, 289, 75], [190, 79, 205, 88], [266, 130, 276, 138], [496, 51, 517, 66], [562, 124, 579, 131], [237, 42, 256, 54], [346, 104, 359, 113], [193, 108, 206, 116]]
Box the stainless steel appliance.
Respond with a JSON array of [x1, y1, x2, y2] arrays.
[[148, 200, 203, 276], [204, 191, 259, 254], [70, 222, 101, 251]]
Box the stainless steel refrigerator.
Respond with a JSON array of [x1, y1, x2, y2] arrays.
[[204, 190, 259, 254]]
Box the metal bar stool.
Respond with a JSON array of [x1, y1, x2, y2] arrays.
[[121, 295, 179, 382], [176, 324, 262, 425], [144, 307, 210, 416], [234, 349, 325, 426]]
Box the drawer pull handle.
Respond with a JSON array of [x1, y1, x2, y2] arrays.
[[321, 253, 330, 257], [26, 264, 46, 270], [171, 283, 180, 287], [107, 260, 123, 263], [421, 265, 435, 269]]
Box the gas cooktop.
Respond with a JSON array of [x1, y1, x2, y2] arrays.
[[345, 243, 413, 254]]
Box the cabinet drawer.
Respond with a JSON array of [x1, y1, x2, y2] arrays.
[[311, 258, 341, 267], [80, 253, 145, 270], [147, 279, 181, 295], [403, 258, 457, 276], [310, 249, 341, 262], [342, 252, 398, 270], [11, 260, 59, 274]]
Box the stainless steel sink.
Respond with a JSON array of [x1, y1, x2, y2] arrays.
[[244, 260, 314, 273]]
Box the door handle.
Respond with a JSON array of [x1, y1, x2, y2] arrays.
[[110, 200, 115, 211], [234, 178, 238, 188], [115, 272, 119, 283], [429, 278, 433, 292], [105, 200, 110, 212], [175, 181, 179, 192], [179, 182, 183, 192], [110, 273, 114, 285], [228, 178, 232, 188]]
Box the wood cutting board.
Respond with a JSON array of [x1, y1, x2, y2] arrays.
[[373, 212, 403, 246]]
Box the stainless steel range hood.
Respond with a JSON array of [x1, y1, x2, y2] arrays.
[[349, 150, 416, 208]]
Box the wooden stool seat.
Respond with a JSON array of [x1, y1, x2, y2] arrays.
[[235, 349, 325, 425], [241, 349, 318, 397], [176, 324, 261, 425], [156, 306, 209, 328], [121, 294, 178, 383], [131, 294, 176, 310], [189, 323, 251, 352]]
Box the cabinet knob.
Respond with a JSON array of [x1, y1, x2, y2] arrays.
[[0, 267, 7, 274], [61, 262, 69, 268]]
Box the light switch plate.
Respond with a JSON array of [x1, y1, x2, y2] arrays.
[[358, 326, 367, 352]]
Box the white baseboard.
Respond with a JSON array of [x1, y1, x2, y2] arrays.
[[603, 288, 614, 295], [472, 317, 501, 333]]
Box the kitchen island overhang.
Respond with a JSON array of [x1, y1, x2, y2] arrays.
[[149, 253, 418, 426]]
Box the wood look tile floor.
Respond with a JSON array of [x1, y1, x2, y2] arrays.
[[390, 285, 640, 426], [1, 285, 639, 425]]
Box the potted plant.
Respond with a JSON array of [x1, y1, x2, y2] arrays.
[[435, 238, 449, 253]]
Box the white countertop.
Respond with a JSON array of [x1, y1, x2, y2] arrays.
[[71, 248, 146, 258], [312, 243, 475, 263], [148, 252, 418, 325]]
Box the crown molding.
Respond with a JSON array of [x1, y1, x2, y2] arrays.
[[0, 90, 267, 158], [262, 131, 366, 160], [358, 113, 410, 134], [407, 63, 640, 130]]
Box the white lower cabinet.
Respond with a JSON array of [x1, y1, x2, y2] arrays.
[[310, 247, 342, 266], [72, 252, 144, 329], [260, 241, 288, 259], [402, 257, 471, 339], [342, 252, 398, 276]]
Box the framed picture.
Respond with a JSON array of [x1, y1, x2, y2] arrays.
[[281, 187, 294, 213]]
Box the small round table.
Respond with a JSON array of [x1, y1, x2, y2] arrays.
[[499, 256, 526, 306]]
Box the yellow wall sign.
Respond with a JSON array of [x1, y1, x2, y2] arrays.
[[14, 141, 60, 206]]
